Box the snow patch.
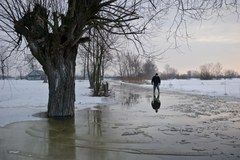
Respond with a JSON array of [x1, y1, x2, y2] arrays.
[[0, 80, 111, 127], [144, 78, 240, 98]]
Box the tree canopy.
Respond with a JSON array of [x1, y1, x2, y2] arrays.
[[0, 0, 238, 52]]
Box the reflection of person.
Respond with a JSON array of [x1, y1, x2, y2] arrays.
[[151, 73, 161, 95], [151, 95, 161, 113]]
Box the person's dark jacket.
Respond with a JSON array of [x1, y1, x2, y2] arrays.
[[151, 75, 161, 86]]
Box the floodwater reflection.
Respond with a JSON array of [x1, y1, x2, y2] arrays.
[[87, 108, 102, 137], [0, 116, 77, 160], [122, 92, 141, 106], [151, 94, 161, 113], [47, 118, 76, 159]]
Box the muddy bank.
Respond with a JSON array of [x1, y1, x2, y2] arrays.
[[0, 82, 240, 160]]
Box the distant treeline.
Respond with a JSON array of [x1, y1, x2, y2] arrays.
[[160, 63, 239, 80], [107, 59, 239, 82]]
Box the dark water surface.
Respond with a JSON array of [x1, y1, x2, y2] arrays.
[[0, 82, 240, 160]]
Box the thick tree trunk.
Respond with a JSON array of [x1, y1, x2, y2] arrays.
[[43, 47, 77, 117]]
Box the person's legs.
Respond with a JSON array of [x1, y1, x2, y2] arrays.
[[153, 85, 157, 95], [156, 85, 160, 95]]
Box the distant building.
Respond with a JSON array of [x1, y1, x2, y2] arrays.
[[26, 70, 45, 80]]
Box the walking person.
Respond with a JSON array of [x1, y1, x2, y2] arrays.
[[151, 73, 161, 95]]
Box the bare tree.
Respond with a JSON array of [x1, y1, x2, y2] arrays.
[[200, 63, 214, 80], [213, 62, 223, 79], [87, 29, 105, 95], [162, 64, 178, 79], [0, 0, 238, 117], [79, 27, 114, 96], [200, 63, 224, 79], [224, 69, 238, 79], [142, 59, 158, 78], [0, 45, 10, 79], [116, 51, 143, 79]]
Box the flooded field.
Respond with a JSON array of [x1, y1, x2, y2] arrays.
[[0, 82, 240, 160]]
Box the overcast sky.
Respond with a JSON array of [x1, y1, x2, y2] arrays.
[[154, 14, 240, 74]]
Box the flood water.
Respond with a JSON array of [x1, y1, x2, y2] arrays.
[[0, 81, 240, 160]]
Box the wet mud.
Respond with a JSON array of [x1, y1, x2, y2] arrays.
[[0, 81, 240, 160]]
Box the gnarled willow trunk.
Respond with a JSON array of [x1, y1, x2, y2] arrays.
[[43, 46, 78, 117], [13, 3, 80, 117]]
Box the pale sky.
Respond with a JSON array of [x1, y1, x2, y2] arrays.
[[155, 15, 240, 74]]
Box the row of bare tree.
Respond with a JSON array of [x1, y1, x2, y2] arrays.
[[159, 63, 239, 80], [116, 53, 158, 81], [199, 63, 239, 80], [78, 28, 113, 96]]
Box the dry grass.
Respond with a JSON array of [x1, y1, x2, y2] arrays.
[[122, 76, 146, 84]]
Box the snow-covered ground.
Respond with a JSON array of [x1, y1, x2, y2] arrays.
[[0, 80, 111, 126], [145, 78, 240, 98], [0, 78, 239, 126]]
